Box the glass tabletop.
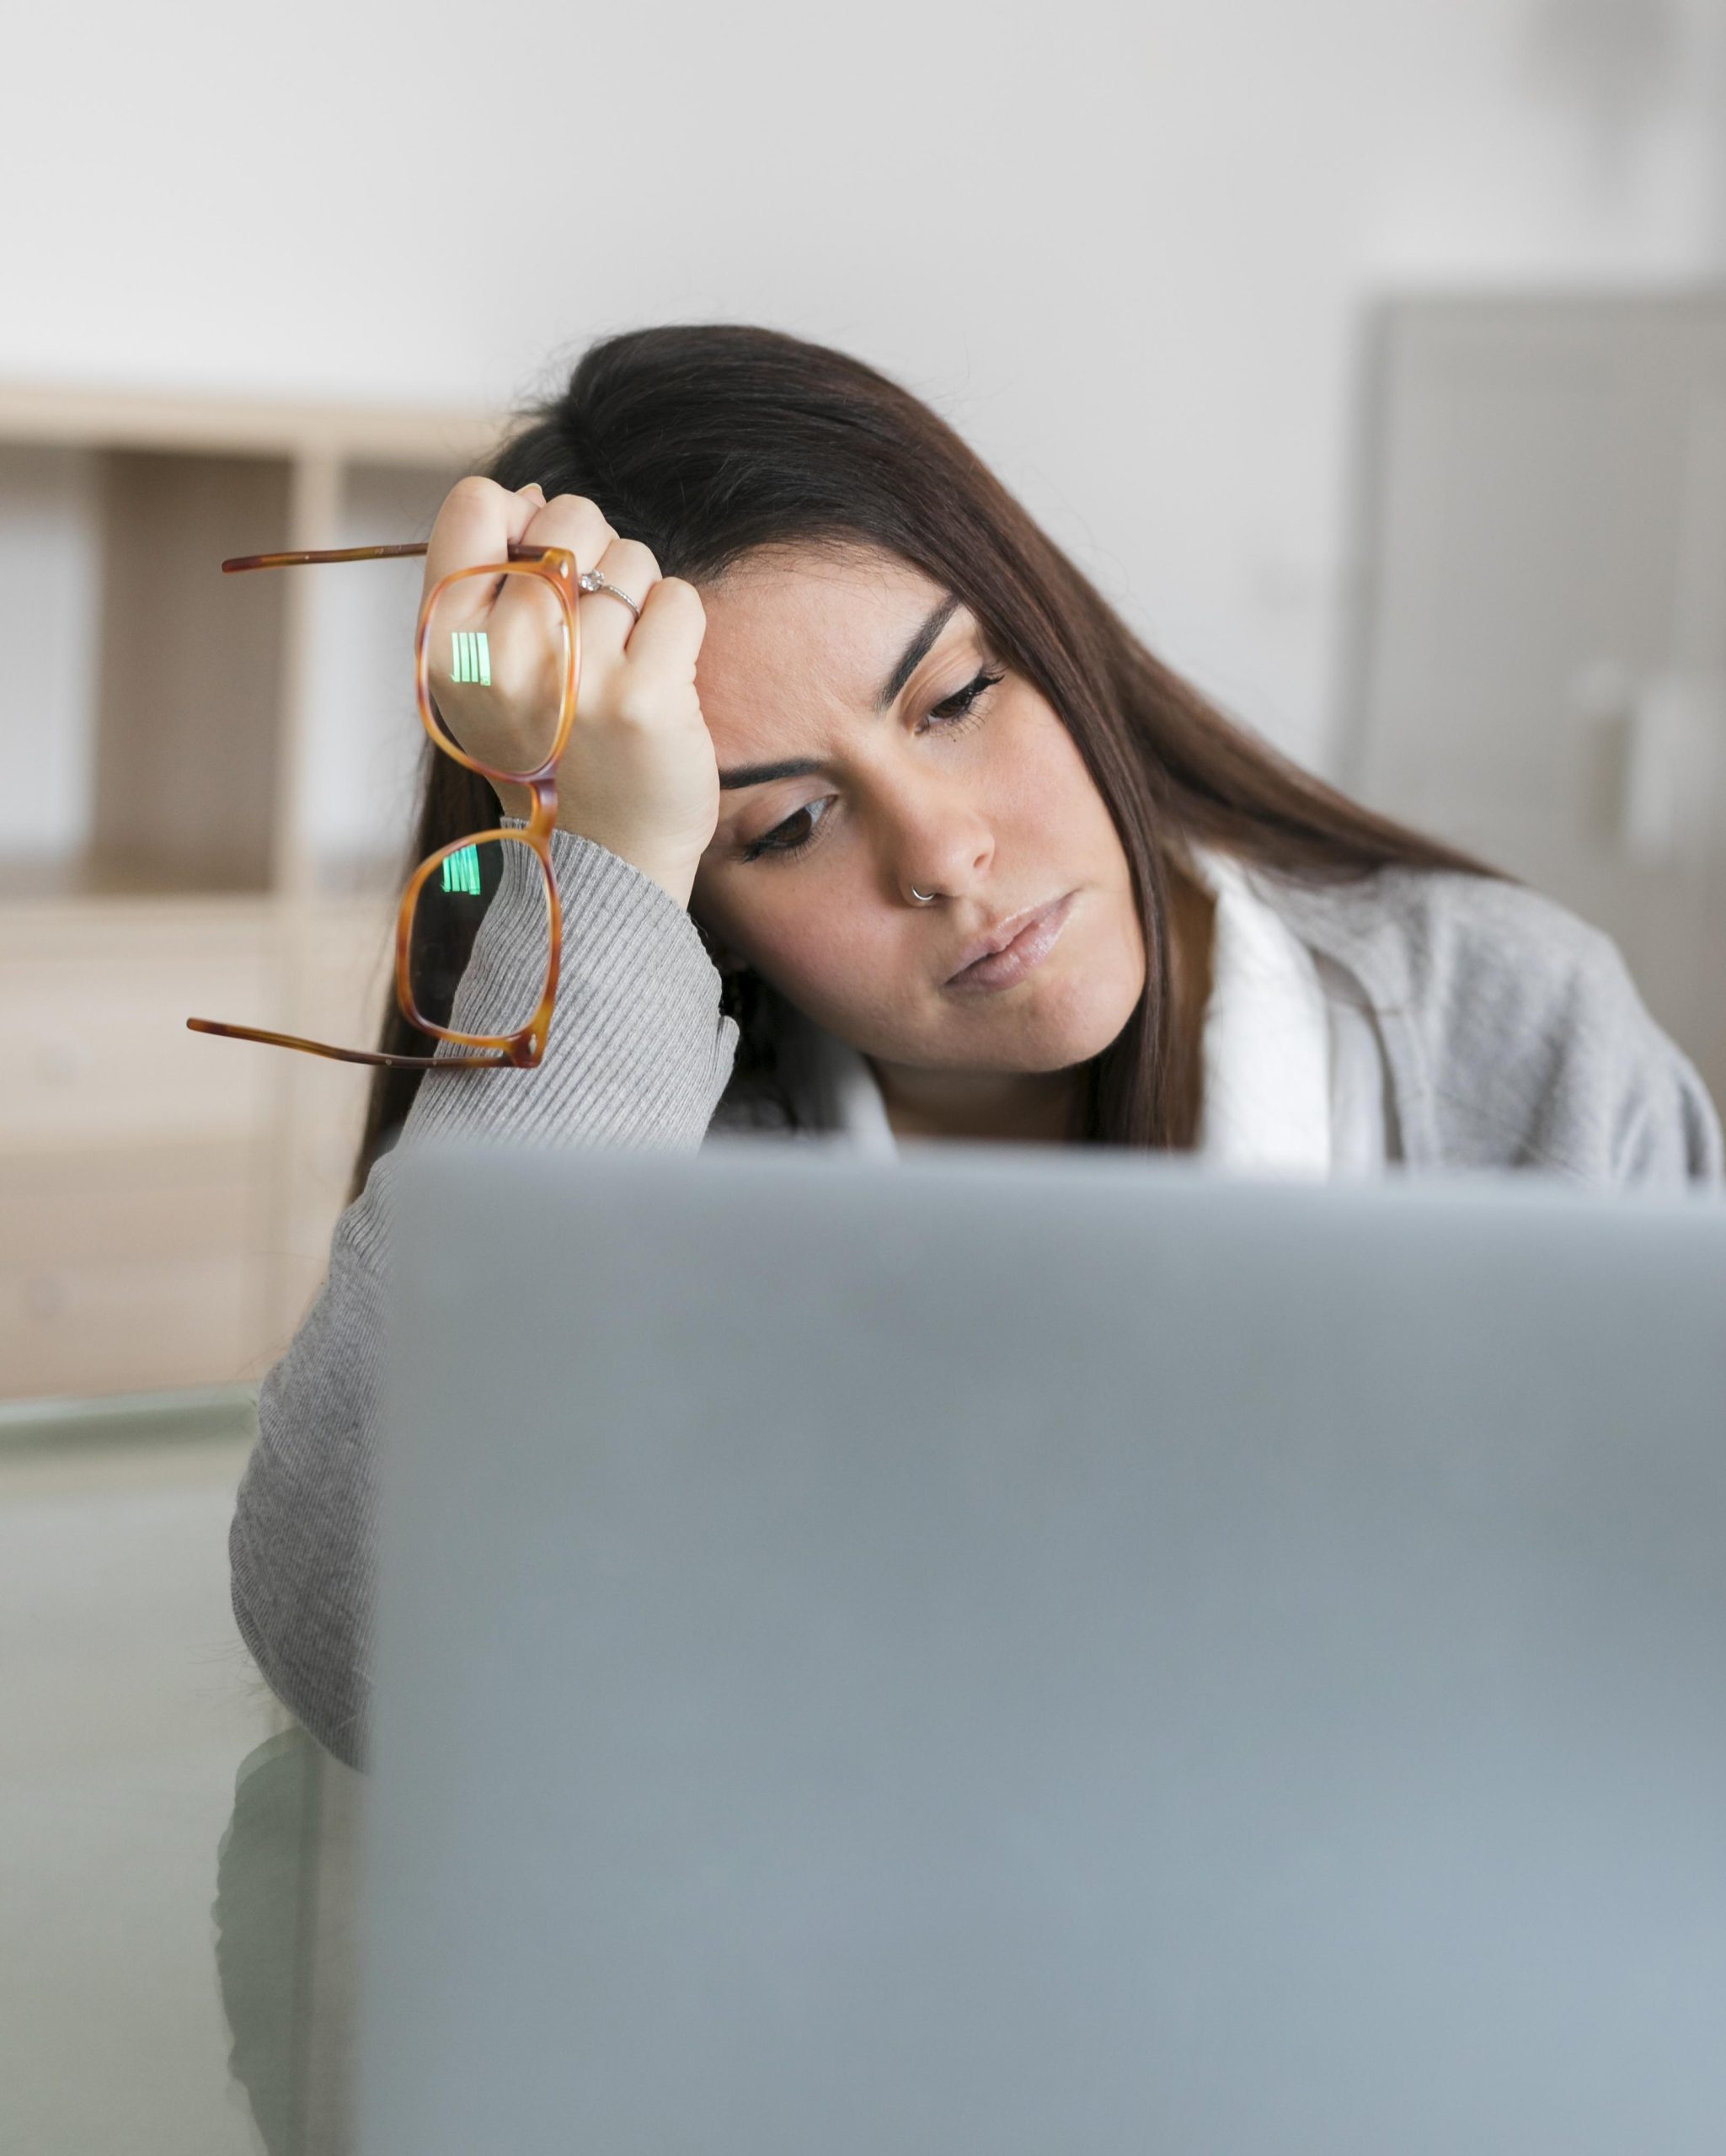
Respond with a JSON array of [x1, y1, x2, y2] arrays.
[[0, 1388, 360, 2156]]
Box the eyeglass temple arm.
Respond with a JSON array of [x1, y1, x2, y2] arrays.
[[222, 541, 559, 574]]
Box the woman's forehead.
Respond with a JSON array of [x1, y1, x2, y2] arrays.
[[696, 546, 959, 729]]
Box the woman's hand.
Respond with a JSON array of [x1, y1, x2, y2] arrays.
[[420, 476, 719, 910]]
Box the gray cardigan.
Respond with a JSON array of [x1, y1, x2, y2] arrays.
[[231, 829, 1724, 1767]]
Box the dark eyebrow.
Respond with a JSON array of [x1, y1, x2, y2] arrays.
[[717, 594, 965, 791], [874, 593, 963, 712]]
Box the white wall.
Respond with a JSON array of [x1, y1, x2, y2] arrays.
[[5, 0, 1723, 771]]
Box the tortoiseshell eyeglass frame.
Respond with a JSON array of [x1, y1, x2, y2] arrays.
[[186, 541, 582, 1071]]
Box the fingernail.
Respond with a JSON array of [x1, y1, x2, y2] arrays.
[[520, 482, 545, 499]]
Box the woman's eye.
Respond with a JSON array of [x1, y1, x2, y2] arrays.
[[740, 666, 1006, 865], [742, 798, 828, 863], [923, 666, 1004, 732]]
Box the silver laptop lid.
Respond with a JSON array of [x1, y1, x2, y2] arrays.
[[361, 1139, 1726, 2155]]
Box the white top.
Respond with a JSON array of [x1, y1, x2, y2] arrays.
[[779, 845, 1392, 1177]]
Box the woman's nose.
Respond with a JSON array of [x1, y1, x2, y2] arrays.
[[889, 787, 995, 903]]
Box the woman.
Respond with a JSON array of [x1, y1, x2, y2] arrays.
[[233, 323, 1723, 1769]]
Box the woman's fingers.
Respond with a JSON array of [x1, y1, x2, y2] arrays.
[[484, 489, 618, 654], [416, 478, 712, 887], [422, 481, 583, 772], [421, 474, 538, 604], [573, 536, 662, 660], [616, 572, 705, 690], [516, 487, 617, 572], [479, 490, 580, 625]]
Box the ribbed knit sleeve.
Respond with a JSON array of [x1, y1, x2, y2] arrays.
[[229, 828, 740, 1767]]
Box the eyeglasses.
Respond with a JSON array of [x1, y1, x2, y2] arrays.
[[186, 540, 583, 1070]]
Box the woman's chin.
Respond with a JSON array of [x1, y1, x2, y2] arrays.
[[932, 985, 1140, 1074]]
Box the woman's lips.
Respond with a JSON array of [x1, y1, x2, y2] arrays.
[[946, 892, 1075, 991]]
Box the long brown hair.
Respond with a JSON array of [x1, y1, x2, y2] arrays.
[[350, 322, 1512, 1197]]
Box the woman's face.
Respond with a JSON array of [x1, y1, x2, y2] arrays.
[[688, 545, 1146, 1090]]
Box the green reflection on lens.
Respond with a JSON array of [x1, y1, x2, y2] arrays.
[[451, 630, 491, 686], [441, 846, 482, 897]]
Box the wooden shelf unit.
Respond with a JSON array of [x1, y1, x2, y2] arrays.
[[0, 384, 501, 1401]]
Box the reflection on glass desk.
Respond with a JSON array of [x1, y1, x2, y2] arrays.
[[0, 1385, 359, 2156], [215, 1723, 363, 2156]]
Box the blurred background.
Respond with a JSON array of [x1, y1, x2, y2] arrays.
[[2, 2, 1724, 2148]]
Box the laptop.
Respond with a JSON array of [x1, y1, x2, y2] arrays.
[[357, 1138, 1726, 2154]]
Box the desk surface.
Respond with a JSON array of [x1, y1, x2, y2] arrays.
[[0, 1387, 355, 2156]]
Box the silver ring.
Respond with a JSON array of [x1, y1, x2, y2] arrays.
[[577, 568, 641, 625], [910, 887, 937, 904]]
